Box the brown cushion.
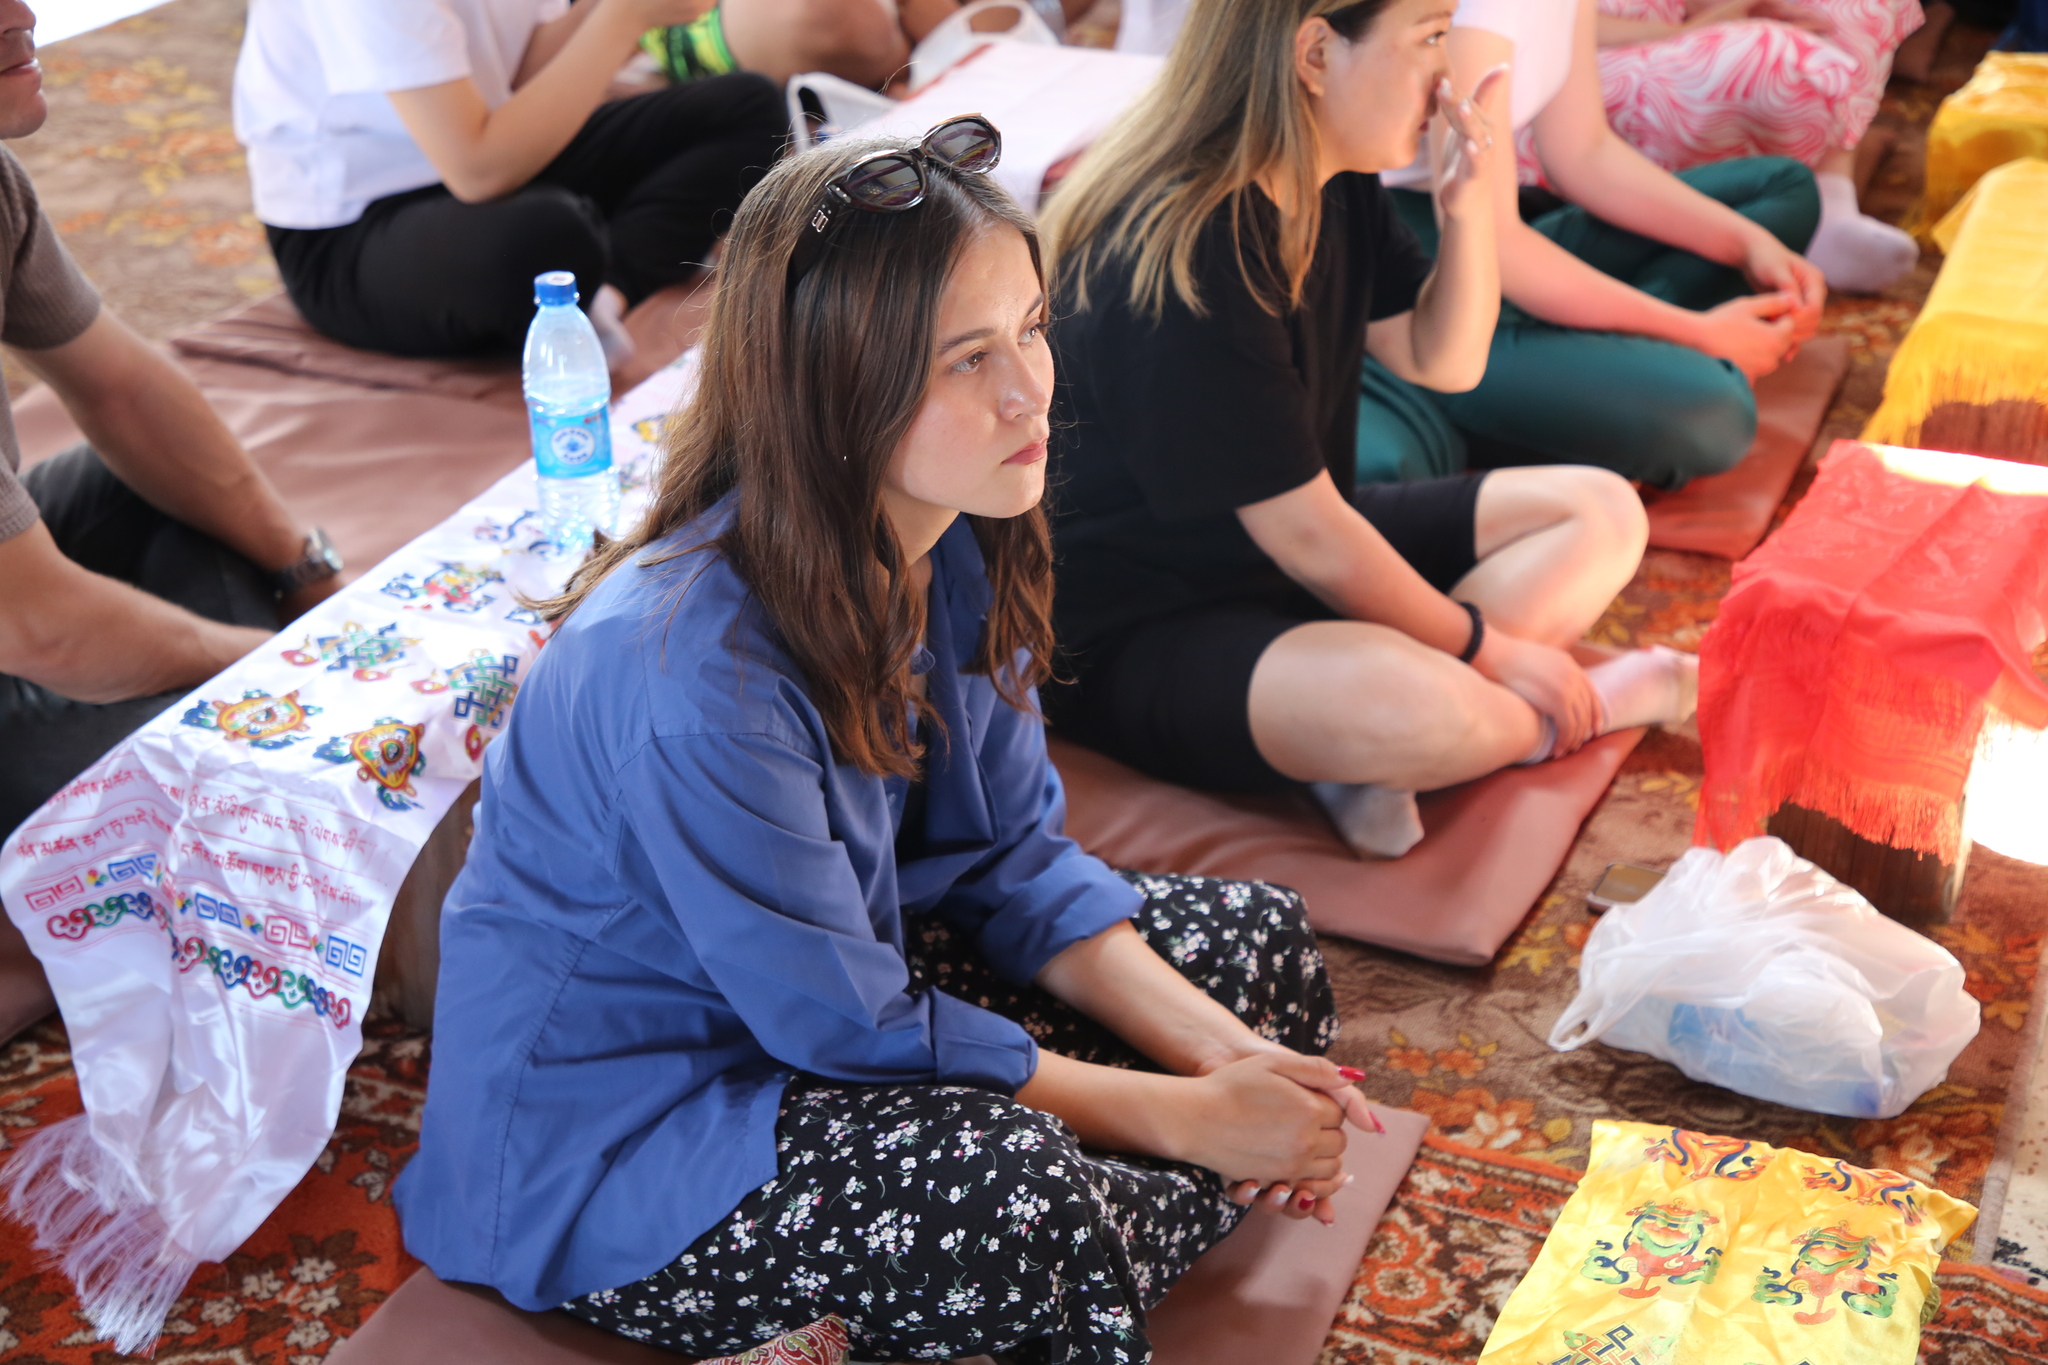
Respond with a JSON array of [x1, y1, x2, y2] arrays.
[[13, 285, 709, 577], [1149, 1108, 1428, 1365], [1048, 729, 1642, 966], [333, 1108, 1427, 1365], [1642, 335, 1850, 560], [325, 1271, 694, 1365], [14, 354, 530, 578], [167, 294, 524, 404]]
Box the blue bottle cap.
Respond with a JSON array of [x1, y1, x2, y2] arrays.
[[533, 271, 579, 307]]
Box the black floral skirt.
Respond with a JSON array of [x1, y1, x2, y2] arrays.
[[564, 872, 1338, 1365]]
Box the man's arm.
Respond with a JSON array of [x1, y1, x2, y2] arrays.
[[0, 521, 268, 702], [17, 310, 331, 616]]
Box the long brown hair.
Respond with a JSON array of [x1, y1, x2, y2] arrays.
[[537, 137, 1055, 779], [1039, 0, 1395, 319]]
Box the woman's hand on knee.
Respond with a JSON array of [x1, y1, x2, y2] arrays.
[[1739, 233, 1826, 346], [1688, 294, 1800, 379], [1474, 632, 1600, 754]]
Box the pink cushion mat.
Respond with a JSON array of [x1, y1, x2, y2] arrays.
[[1150, 1107, 1428, 1365], [14, 300, 533, 578], [1642, 335, 1850, 560], [17, 356, 532, 579], [329, 1109, 1426, 1365], [1049, 728, 1643, 966], [12, 288, 711, 577], [166, 293, 525, 403]]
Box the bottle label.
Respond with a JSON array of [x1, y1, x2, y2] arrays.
[[530, 404, 612, 478]]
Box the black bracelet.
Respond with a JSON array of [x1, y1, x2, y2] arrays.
[[1456, 600, 1485, 664]]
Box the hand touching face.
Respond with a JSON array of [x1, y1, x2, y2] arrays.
[[882, 224, 1053, 550], [1296, 0, 1455, 178]]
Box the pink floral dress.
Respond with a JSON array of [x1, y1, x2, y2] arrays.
[[1595, 0, 1924, 171]]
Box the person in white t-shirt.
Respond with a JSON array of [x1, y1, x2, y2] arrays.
[[235, 0, 787, 361]]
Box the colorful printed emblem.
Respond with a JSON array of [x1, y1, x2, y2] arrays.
[[1644, 1128, 1773, 1183], [1580, 1201, 1724, 1298], [474, 510, 538, 544], [380, 561, 504, 614], [1802, 1159, 1925, 1228], [85, 854, 160, 889], [281, 620, 421, 680], [172, 933, 353, 1029], [1546, 1325, 1677, 1365], [1752, 1223, 1897, 1325], [316, 717, 427, 810], [181, 689, 321, 750], [46, 889, 160, 942], [630, 416, 667, 446], [448, 649, 520, 729]]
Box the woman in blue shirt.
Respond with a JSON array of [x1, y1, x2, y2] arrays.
[[394, 121, 1374, 1364]]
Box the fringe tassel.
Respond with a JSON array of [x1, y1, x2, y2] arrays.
[[1863, 312, 2048, 448], [2, 1116, 200, 1357]]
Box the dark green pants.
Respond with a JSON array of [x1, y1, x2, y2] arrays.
[[1359, 156, 1820, 490]]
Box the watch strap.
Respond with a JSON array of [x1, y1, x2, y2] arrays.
[[1455, 601, 1485, 665], [271, 528, 343, 596]]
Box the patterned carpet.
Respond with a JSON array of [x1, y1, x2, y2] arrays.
[[2, 3, 2044, 1363]]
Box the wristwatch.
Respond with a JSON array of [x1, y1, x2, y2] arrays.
[[270, 526, 344, 597]]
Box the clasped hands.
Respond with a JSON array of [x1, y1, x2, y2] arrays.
[[1177, 1045, 1379, 1227], [1688, 231, 1826, 379]]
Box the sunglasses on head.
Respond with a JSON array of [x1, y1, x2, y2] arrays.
[[785, 115, 1003, 292]]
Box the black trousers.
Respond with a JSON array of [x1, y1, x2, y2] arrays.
[[0, 447, 273, 838], [566, 873, 1340, 1365], [267, 75, 788, 358]]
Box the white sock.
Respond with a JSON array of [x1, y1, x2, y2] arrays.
[[589, 284, 637, 371], [1586, 645, 1699, 733], [1805, 171, 1918, 294], [1311, 782, 1425, 860]]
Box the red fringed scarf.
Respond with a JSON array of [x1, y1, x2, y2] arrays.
[[1697, 441, 2048, 862]]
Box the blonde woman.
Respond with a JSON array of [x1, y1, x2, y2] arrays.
[[1041, 0, 1692, 860]]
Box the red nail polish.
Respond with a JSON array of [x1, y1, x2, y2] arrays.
[[1336, 1066, 1367, 1082], [1296, 1193, 1316, 1210]]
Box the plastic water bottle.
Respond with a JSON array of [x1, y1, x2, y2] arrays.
[[523, 271, 619, 554]]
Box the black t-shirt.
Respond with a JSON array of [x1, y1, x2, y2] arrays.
[[1048, 172, 1432, 661]]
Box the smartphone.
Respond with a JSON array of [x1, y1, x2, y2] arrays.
[[1586, 862, 1666, 913]]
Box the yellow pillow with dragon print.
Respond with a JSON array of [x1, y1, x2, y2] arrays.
[[1478, 1120, 1976, 1365]]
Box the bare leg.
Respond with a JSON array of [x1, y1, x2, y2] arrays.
[[720, 0, 909, 87], [1450, 466, 1647, 648], [1248, 622, 1543, 790]]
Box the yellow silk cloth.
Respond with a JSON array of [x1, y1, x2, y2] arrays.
[[1865, 157, 2048, 450], [1478, 1122, 1975, 1365], [1914, 53, 2048, 235]]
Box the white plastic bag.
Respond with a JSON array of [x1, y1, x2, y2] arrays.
[[1549, 837, 1980, 1118]]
